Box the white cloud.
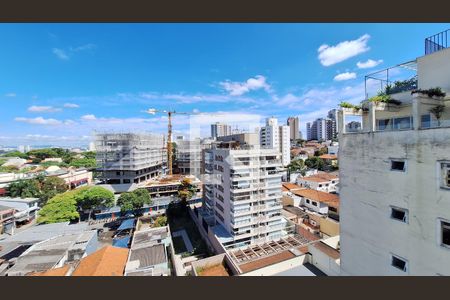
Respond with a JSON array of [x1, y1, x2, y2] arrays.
[[220, 75, 271, 96], [15, 117, 63, 126], [81, 114, 97, 121], [70, 43, 96, 52], [63, 103, 80, 108], [52, 48, 69, 60], [318, 34, 371, 66], [5, 93, 16, 97], [28, 105, 62, 113], [357, 59, 383, 69], [334, 72, 357, 81]]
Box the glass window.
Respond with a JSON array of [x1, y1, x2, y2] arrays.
[[391, 160, 406, 171], [377, 119, 391, 131], [391, 207, 408, 223], [393, 116, 412, 130], [391, 255, 407, 272], [441, 220, 450, 247], [421, 114, 431, 128]]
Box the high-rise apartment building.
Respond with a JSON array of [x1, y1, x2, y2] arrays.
[[259, 117, 291, 166], [287, 116, 300, 141], [203, 133, 284, 248], [339, 34, 450, 275], [306, 118, 336, 141], [95, 133, 166, 184], [211, 122, 232, 139]]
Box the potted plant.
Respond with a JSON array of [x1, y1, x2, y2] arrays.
[[412, 87, 446, 99]]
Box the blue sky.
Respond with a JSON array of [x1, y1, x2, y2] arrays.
[[1, 23, 448, 146]]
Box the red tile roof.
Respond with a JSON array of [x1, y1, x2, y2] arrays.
[[319, 154, 338, 160], [72, 246, 129, 276], [282, 182, 303, 191], [291, 189, 339, 207]]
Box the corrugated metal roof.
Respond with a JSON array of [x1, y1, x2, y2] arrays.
[[128, 244, 166, 268]]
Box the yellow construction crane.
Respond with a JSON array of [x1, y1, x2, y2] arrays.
[[144, 108, 191, 176]]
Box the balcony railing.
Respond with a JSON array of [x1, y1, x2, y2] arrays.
[[425, 29, 449, 55]]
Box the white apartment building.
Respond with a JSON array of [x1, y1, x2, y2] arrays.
[[203, 133, 284, 248], [95, 133, 166, 185], [211, 122, 231, 139], [339, 32, 450, 275], [259, 117, 291, 167]]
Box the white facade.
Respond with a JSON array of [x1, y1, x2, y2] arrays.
[[339, 46, 450, 275], [260, 117, 291, 167], [296, 177, 339, 193], [204, 144, 284, 248]]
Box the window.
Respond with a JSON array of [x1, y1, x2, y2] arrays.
[[393, 116, 412, 130], [391, 160, 406, 171], [306, 199, 310, 204], [440, 220, 450, 248], [391, 255, 407, 272], [421, 114, 431, 128], [312, 201, 318, 207], [123, 179, 131, 184], [440, 162, 450, 190], [391, 207, 408, 223], [377, 119, 391, 131]]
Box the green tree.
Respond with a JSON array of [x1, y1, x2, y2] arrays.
[[69, 158, 97, 168], [8, 179, 41, 198], [1, 151, 28, 159], [305, 157, 325, 171], [153, 215, 167, 227], [83, 151, 96, 160], [26, 148, 59, 161], [314, 147, 328, 156], [75, 186, 114, 210], [288, 159, 306, 173], [40, 176, 69, 205], [117, 192, 137, 213], [178, 178, 196, 204], [117, 188, 152, 214], [37, 190, 80, 224]]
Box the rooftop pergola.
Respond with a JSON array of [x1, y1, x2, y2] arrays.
[[364, 60, 418, 99]]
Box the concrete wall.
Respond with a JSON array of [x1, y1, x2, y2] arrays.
[[417, 47, 450, 92], [309, 245, 340, 276], [308, 214, 340, 237], [339, 128, 450, 275]]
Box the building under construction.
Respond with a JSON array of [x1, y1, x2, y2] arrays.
[[95, 133, 166, 184]]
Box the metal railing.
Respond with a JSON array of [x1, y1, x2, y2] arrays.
[[425, 29, 449, 55]]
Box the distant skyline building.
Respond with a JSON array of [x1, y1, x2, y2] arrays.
[[211, 122, 232, 139], [17, 145, 31, 153], [260, 117, 290, 167], [306, 117, 336, 141], [287, 116, 300, 141]]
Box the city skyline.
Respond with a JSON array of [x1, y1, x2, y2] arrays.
[[1, 23, 448, 146]]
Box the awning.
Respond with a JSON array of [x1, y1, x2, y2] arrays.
[[112, 236, 131, 248], [117, 218, 135, 231]]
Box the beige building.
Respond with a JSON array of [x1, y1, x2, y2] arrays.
[[339, 33, 450, 275]]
